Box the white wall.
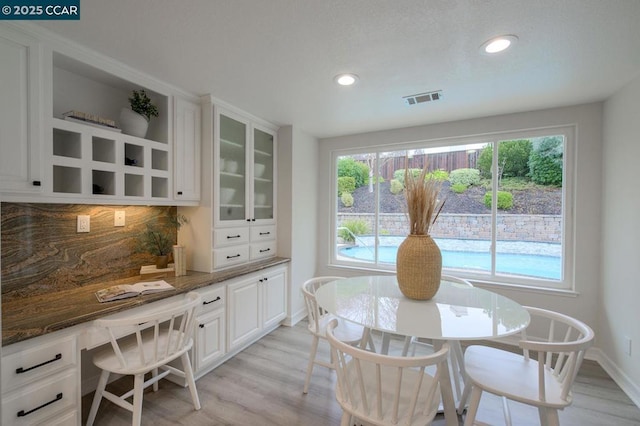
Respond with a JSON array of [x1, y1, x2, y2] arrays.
[[278, 126, 319, 325], [601, 73, 640, 405], [317, 103, 603, 335]]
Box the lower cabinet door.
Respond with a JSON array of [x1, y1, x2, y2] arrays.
[[227, 277, 261, 350], [262, 269, 287, 329], [195, 309, 226, 372]]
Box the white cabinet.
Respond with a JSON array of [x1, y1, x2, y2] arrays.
[[1, 332, 79, 426], [181, 97, 277, 272], [174, 96, 201, 202], [227, 266, 287, 351], [0, 25, 42, 194], [214, 107, 276, 227], [193, 285, 226, 375]]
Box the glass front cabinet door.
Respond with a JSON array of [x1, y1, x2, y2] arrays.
[[252, 125, 275, 222], [215, 109, 276, 227]]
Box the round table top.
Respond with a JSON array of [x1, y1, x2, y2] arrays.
[[314, 275, 530, 340]]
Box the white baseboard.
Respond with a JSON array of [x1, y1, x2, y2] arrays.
[[285, 307, 307, 327], [589, 347, 640, 408]]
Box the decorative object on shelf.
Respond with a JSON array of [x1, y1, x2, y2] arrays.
[[254, 163, 266, 178], [120, 89, 159, 138], [396, 164, 446, 300], [220, 187, 236, 204], [124, 157, 138, 166], [63, 110, 121, 132], [173, 245, 186, 276], [137, 213, 188, 269], [225, 159, 239, 174]]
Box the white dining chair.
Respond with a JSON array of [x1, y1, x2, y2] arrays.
[[460, 306, 595, 426], [326, 319, 455, 426], [301, 276, 375, 394], [86, 292, 202, 426]]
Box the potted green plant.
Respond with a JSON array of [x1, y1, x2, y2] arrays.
[[120, 89, 159, 138], [137, 213, 188, 269]]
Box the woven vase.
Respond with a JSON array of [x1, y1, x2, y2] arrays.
[[396, 234, 442, 300]]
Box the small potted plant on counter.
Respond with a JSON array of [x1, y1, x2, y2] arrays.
[[137, 213, 188, 269], [120, 89, 159, 138]]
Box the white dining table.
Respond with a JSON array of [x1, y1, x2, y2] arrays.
[[314, 275, 530, 426]]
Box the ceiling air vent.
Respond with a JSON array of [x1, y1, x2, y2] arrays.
[[403, 90, 443, 106]]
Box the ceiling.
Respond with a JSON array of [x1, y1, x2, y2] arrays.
[[37, 0, 640, 139]]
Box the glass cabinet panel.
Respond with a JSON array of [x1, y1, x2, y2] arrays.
[[253, 128, 274, 221], [219, 114, 247, 222]]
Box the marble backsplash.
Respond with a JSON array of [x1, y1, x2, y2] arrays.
[[1, 203, 176, 299]]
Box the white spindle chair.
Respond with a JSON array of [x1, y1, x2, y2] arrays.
[[326, 319, 455, 426], [301, 276, 375, 394], [86, 292, 202, 426], [461, 306, 595, 426]]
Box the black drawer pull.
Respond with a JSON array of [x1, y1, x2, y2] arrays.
[[259, 248, 271, 253], [227, 235, 241, 239], [32, 180, 41, 186], [17, 393, 63, 417], [259, 232, 270, 236], [227, 254, 241, 259], [177, 191, 183, 195], [199, 324, 205, 328], [203, 296, 221, 305], [16, 353, 62, 374]]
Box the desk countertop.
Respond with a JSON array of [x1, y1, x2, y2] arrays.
[[2, 257, 290, 347]]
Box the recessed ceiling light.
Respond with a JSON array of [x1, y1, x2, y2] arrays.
[[481, 35, 518, 54], [334, 73, 359, 86]]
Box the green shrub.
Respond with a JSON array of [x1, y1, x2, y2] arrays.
[[338, 219, 370, 242], [337, 176, 356, 196], [451, 183, 468, 194], [341, 192, 354, 207], [484, 191, 514, 210], [338, 157, 369, 188], [477, 140, 533, 179], [449, 168, 480, 187], [390, 179, 404, 194], [393, 168, 448, 186], [528, 136, 563, 186]]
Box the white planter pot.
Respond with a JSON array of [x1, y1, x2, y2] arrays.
[[119, 108, 149, 138]]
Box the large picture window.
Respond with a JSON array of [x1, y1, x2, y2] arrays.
[[333, 128, 573, 289]]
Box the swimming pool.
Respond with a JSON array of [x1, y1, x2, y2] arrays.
[[339, 244, 561, 280]]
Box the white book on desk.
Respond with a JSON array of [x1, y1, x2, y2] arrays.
[[95, 280, 175, 303]]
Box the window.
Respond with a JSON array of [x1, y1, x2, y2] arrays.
[[332, 128, 573, 290]]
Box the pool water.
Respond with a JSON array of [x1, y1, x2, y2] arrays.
[[339, 245, 561, 280]]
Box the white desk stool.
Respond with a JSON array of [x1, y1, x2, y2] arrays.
[[461, 306, 595, 426], [327, 319, 455, 426], [301, 276, 375, 394], [86, 292, 202, 426]]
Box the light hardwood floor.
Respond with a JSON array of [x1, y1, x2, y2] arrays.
[[82, 322, 640, 425]]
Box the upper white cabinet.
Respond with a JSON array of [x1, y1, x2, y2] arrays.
[[0, 25, 42, 194], [214, 108, 276, 227], [0, 23, 201, 205], [46, 51, 174, 203], [174, 97, 201, 202], [180, 97, 277, 272]]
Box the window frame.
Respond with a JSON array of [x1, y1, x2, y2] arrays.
[[330, 125, 576, 291]]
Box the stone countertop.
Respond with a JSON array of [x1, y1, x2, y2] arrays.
[[2, 257, 290, 347]]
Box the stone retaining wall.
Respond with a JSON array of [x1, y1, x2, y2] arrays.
[[337, 213, 561, 243]]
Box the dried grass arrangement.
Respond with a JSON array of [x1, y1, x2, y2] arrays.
[[403, 167, 445, 235]]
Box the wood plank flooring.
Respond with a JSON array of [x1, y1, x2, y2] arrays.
[[82, 322, 640, 425]]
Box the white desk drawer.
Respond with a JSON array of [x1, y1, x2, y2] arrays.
[[197, 285, 225, 315], [213, 227, 249, 248], [2, 336, 77, 392], [213, 245, 250, 269], [2, 369, 78, 426], [250, 225, 275, 242], [250, 241, 276, 260], [36, 409, 78, 426]]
